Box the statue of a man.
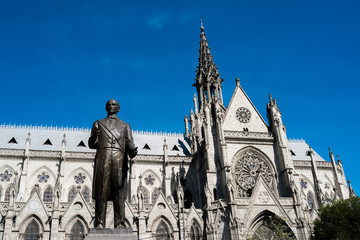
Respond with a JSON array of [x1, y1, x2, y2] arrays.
[[88, 99, 137, 228]]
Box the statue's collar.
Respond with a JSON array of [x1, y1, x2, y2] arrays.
[[107, 115, 118, 120]]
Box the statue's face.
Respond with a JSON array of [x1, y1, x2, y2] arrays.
[[106, 99, 120, 114]]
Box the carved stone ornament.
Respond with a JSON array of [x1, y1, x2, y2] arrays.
[[258, 191, 270, 203], [235, 107, 251, 123], [233, 149, 273, 196]]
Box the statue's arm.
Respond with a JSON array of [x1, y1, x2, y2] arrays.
[[88, 121, 99, 149], [125, 124, 137, 158]]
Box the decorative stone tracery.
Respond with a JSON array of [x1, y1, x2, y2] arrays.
[[235, 107, 251, 123], [233, 149, 273, 197]]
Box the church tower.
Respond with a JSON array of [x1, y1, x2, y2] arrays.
[[188, 21, 228, 209], [186, 22, 308, 239]]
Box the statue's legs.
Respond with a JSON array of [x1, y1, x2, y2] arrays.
[[110, 150, 126, 228], [94, 149, 112, 228]]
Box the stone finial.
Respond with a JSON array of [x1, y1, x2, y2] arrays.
[[235, 77, 240, 87]]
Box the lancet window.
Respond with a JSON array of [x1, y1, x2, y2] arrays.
[[4, 187, 11, 202], [81, 187, 90, 202], [43, 186, 53, 202], [151, 188, 159, 203], [68, 187, 77, 202]]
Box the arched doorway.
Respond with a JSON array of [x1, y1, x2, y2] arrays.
[[155, 221, 171, 240], [70, 220, 85, 240], [24, 220, 40, 240], [251, 212, 296, 240]]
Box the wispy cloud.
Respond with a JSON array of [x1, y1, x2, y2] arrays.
[[147, 13, 169, 30], [180, 13, 192, 22]]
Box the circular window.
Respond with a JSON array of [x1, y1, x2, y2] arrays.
[[233, 149, 273, 196], [235, 107, 251, 123]]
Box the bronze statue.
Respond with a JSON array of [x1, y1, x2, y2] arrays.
[[88, 99, 137, 228]]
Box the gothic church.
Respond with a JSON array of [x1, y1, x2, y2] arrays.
[[0, 24, 355, 240]]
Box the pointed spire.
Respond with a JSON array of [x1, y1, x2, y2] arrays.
[[235, 77, 240, 87], [194, 20, 223, 108], [25, 132, 31, 157], [348, 179, 356, 197], [337, 154, 342, 164], [61, 134, 66, 159]]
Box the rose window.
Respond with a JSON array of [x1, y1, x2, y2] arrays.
[[0, 170, 12, 182], [233, 149, 273, 197], [235, 107, 251, 123], [144, 175, 155, 186], [74, 173, 86, 184], [37, 172, 49, 183]]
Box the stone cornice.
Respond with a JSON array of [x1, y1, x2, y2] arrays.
[[293, 160, 339, 172], [224, 131, 274, 143]]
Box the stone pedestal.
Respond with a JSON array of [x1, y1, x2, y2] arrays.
[[85, 228, 137, 240]]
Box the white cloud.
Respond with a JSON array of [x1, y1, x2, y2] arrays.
[[147, 13, 169, 30]]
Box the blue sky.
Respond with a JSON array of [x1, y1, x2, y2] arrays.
[[1, 0, 360, 193]]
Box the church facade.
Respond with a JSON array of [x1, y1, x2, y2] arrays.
[[0, 25, 355, 240]]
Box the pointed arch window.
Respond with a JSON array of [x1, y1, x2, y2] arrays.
[[24, 220, 39, 240], [233, 148, 274, 197], [43, 186, 53, 202], [68, 187, 77, 203], [151, 188, 159, 203], [142, 187, 150, 204], [156, 221, 170, 240], [190, 221, 201, 240], [81, 187, 91, 202], [4, 187, 11, 202], [307, 192, 315, 210], [70, 220, 85, 240]]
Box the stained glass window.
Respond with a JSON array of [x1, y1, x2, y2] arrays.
[[145, 175, 155, 185], [151, 189, 159, 203], [37, 172, 49, 183], [156, 221, 169, 240], [43, 186, 53, 202], [0, 170, 12, 182], [81, 187, 90, 202], [307, 192, 315, 210], [74, 173, 86, 184], [24, 221, 39, 240], [68, 187, 77, 203], [142, 187, 149, 204], [300, 179, 307, 189], [4, 187, 11, 202], [70, 220, 84, 240]]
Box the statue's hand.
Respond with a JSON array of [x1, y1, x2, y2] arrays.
[[129, 147, 138, 159]]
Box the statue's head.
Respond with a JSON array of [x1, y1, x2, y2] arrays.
[[106, 99, 120, 114]]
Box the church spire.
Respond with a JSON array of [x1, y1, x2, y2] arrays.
[[194, 20, 224, 109]]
